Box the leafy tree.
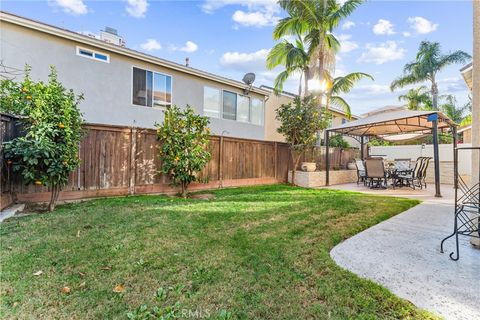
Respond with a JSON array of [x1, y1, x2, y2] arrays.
[[266, 38, 310, 96], [398, 86, 432, 110], [2, 66, 84, 211], [329, 72, 373, 118], [391, 41, 471, 110], [156, 106, 211, 198], [276, 95, 330, 184], [439, 95, 470, 124], [328, 134, 350, 148]]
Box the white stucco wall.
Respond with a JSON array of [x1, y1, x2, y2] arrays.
[[0, 21, 266, 140]]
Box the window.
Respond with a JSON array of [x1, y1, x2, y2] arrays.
[[223, 91, 237, 120], [342, 118, 348, 124], [203, 87, 221, 118], [132, 67, 172, 108], [250, 98, 264, 125], [76, 46, 110, 63], [237, 95, 250, 122]]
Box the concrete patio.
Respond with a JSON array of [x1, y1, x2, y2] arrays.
[[327, 183, 480, 320]]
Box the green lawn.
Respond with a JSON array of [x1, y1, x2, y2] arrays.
[[0, 185, 437, 319]]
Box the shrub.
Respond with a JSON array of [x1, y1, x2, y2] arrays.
[[156, 105, 211, 197], [328, 135, 350, 149], [2, 66, 84, 211]]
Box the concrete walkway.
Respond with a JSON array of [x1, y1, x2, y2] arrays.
[[327, 184, 480, 320]]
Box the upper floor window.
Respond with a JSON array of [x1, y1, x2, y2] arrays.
[[203, 87, 221, 118], [76, 46, 110, 63], [203, 86, 264, 126], [222, 91, 237, 120], [132, 67, 172, 108], [342, 118, 348, 124], [250, 98, 264, 125]]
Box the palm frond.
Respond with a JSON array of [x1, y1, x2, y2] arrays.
[[332, 72, 373, 94], [330, 95, 352, 119], [390, 74, 422, 91]]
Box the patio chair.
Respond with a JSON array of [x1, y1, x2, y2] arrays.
[[396, 157, 428, 190], [391, 158, 411, 188], [365, 158, 387, 189], [354, 159, 367, 185], [418, 157, 431, 189]]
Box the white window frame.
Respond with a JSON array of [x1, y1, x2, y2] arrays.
[[76, 46, 110, 63], [203, 86, 222, 119], [131, 66, 173, 109], [236, 94, 251, 123], [250, 97, 265, 126]]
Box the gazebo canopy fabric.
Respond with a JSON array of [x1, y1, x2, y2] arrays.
[[327, 110, 456, 137]]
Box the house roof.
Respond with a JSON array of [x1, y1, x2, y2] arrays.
[[361, 105, 407, 118], [0, 11, 270, 96], [327, 110, 455, 137], [260, 85, 360, 120], [460, 62, 473, 90]]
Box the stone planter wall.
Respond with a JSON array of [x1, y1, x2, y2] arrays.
[[288, 170, 357, 188]]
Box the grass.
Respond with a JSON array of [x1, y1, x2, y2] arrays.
[[0, 185, 437, 319]]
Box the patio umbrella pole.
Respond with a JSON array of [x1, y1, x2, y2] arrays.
[[432, 119, 441, 197]]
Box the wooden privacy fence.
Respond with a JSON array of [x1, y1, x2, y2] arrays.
[[1, 122, 358, 204]]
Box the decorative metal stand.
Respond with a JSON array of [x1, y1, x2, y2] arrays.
[[440, 147, 480, 261]]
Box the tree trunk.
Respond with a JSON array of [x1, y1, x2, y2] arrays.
[[290, 152, 302, 186], [180, 182, 187, 198], [298, 72, 303, 97], [431, 80, 439, 110], [48, 184, 61, 212], [304, 69, 309, 97]]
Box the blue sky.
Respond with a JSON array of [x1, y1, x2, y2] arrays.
[[1, 0, 473, 115]]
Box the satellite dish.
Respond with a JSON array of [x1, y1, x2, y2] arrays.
[[242, 73, 256, 86]]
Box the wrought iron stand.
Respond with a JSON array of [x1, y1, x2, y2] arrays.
[[440, 147, 480, 261]]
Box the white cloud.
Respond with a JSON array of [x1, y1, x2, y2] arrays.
[[52, 0, 88, 15], [202, 0, 279, 28], [402, 31, 411, 37], [337, 34, 359, 53], [232, 10, 279, 27], [220, 49, 269, 71], [178, 41, 199, 53], [140, 38, 161, 51], [407, 16, 438, 34], [341, 20, 356, 30], [373, 19, 395, 35], [201, 0, 278, 14], [358, 41, 406, 64], [126, 0, 148, 18]]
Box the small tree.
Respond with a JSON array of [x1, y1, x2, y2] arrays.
[[276, 95, 330, 185], [2, 66, 84, 211], [156, 105, 211, 198]]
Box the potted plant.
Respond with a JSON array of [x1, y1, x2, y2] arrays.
[[347, 160, 357, 170]]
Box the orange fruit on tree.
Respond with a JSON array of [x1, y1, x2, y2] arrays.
[[34, 180, 42, 186], [58, 123, 65, 129]]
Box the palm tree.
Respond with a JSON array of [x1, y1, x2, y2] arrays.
[[440, 95, 470, 124], [397, 86, 432, 110], [329, 72, 374, 118], [266, 38, 310, 96], [391, 41, 471, 110], [274, 0, 363, 98]]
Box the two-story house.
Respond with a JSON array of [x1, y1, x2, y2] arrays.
[[0, 11, 269, 141]]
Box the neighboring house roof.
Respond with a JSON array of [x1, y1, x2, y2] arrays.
[[0, 11, 270, 96], [260, 85, 360, 120], [457, 124, 472, 134], [361, 105, 407, 118], [460, 62, 473, 90]]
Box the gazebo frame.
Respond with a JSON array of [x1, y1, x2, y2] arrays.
[[325, 110, 457, 197]]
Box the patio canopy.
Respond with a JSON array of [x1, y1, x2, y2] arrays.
[[324, 110, 458, 198], [327, 110, 455, 137]]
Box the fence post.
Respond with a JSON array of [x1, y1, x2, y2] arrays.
[[129, 127, 137, 195], [274, 142, 278, 180], [218, 136, 224, 187]]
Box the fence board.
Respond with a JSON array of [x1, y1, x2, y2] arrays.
[[3, 121, 358, 203]]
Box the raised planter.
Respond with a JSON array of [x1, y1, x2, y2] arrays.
[[301, 162, 316, 172], [288, 170, 358, 188]]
